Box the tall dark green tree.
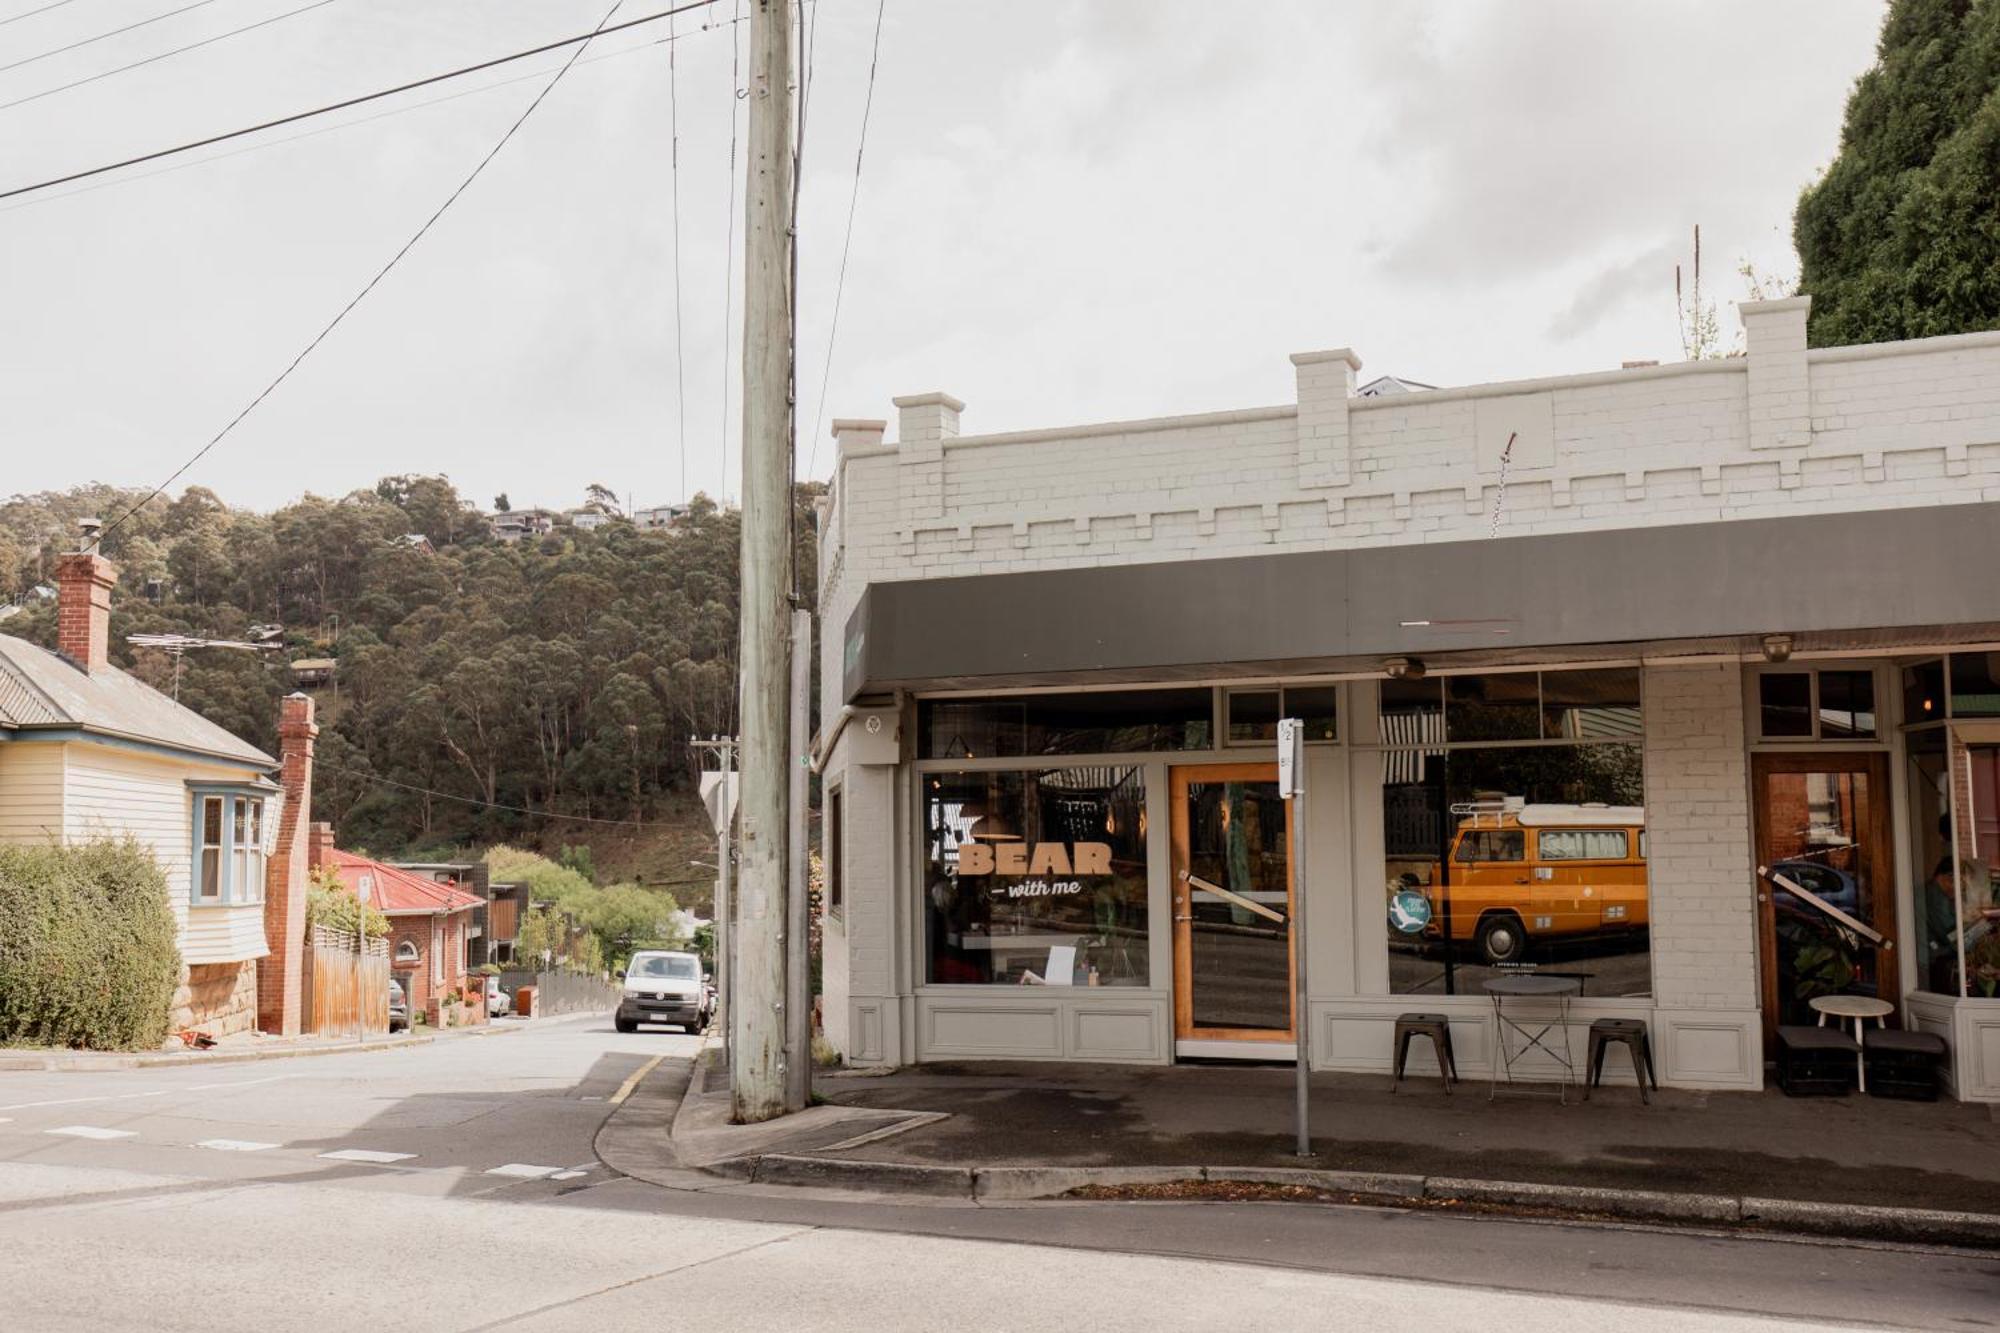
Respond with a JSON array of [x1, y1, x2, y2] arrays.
[[1796, 0, 2000, 346]]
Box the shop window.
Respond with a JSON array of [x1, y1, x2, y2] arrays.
[[1757, 669, 1876, 740], [1542, 668, 1641, 740], [1226, 690, 1279, 745], [1903, 660, 1946, 726], [1285, 685, 1340, 742], [1446, 674, 1540, 742], [1913, 736, 2000, 997], [1381, 731, 1648, 997], [923, 766, 1148, 986], [1759, 674, 1813, 737], [920, 690, 1211, 759], [1949, 652, 2000, 718], [825, 785, 844, 918]]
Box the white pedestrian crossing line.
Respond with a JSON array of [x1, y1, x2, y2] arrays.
[[198, 1139, 279, 1152], [485, 1163, 561, 1179], [46, 1125, 135, 1140], [318, 1148, 415, 1164]]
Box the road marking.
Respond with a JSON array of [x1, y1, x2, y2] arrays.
[[198, 1139, 279, 1152], [317, 1148, 415, 1164], [609, 1054, 665, 1105], [46, 1125, 136, 1140], [0, 1073, 294, 1114], [485, 1163, 561, 1179], [549, 1170, 588, 1181]]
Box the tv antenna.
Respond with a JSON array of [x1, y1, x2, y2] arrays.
[[127, 631, 282, 701]]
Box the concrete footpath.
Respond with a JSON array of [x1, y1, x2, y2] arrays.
[[0, 1008, 611, 1071], [599, 1054, 2000, 1249]]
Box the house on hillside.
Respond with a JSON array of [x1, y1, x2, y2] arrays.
[[491, 509, 554, 544], [311, 827, 481, 1024], [290, 658, 336, 689], [564, 508, 613, 532], [633, 503, 691, 532], [0, 550, 320, 1040]]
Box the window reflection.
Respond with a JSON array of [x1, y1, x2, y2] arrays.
[[925, 767, 1148, 986], [1383, 740, 1649, 998]]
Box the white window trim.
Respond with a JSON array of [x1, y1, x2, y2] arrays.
[[188, 789, 268, 907]]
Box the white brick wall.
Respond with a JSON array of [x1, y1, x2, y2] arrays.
[[1642, 664, 1758, 1012], [818, 312, 2000, 653]]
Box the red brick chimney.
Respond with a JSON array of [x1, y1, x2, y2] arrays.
[[308, 821, 337, 869], [258, 693, 317, 1036], [55, 551, 117, 674]]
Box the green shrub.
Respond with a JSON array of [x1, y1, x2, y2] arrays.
[[305, 865, 389, 939], [0, 840, 181, 1050]]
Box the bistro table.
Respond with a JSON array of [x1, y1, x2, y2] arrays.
[[1808, 994, 1896, 1093], [1483, 974, 1584, 1103]]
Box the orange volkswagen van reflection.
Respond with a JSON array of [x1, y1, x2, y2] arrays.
[[1413, 798, 1648, 964]]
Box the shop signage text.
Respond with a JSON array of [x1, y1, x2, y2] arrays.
[[956, 840, 1112, 877]]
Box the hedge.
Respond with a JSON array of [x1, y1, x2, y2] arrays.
[[0, 840, 181, 1051]]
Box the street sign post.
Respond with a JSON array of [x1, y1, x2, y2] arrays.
[[1278, 718, 1312, 1157]]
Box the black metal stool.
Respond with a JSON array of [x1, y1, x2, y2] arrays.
[[1862, 1028, 1949, 1101], [1392, 1012, 1456, 1093], [1585, 1017, 1656, 1103]]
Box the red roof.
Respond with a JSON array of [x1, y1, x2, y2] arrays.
[[324, 849, 481, 917]]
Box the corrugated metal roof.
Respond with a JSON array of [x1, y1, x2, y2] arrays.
[[0, 634, 274, 766], [324, 850, 482, 916]]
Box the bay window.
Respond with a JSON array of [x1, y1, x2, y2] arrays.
[[188, 787, 269, 905]]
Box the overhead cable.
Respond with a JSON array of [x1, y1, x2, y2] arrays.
[[0, 0, 339, 115], [0, 0, 721, 201], [93, 0, 640, 547], [805, 0, 886, 481]]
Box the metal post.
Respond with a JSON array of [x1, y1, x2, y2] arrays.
[[785, 608, 811, 1112], [1280, 718, 1313, 1157], [730, 0, 796, 1122]]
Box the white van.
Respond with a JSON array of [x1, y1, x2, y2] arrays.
[[616, 950, 709, 1033]]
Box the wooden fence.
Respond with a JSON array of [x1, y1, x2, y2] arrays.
[[303, 926, 391, 1036]]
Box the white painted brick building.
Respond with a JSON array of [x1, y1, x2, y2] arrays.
[[815, 298, 2000, 1100]]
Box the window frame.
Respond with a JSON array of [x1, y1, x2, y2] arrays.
[[1536, 828, 1631, 862], [1749, 666, 1882, 744], [186, 784, 272, 907], [824, 781, 845, 921]]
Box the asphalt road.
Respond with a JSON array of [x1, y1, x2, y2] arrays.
[[0, 1016, 1993, 1331]]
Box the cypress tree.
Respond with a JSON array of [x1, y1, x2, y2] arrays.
[[1795, 0, 2000, 346]]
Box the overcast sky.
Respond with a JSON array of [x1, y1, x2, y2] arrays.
[[1, 0, 1886, 514]]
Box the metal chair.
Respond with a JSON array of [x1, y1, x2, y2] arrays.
[[1585, 1017, 1656, 1103], [1392, 1012, 1457, 1093]]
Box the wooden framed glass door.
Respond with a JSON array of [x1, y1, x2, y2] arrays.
[[1751, 752, 1897, 1041], [1170, 764, 1296, 1044]]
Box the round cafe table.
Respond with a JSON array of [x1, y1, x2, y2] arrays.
[[1482, 974, 1584, 1102], [1808, 994, 1895, 1092]]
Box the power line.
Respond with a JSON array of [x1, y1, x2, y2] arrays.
[[0, 0, 721, 201], [93, 0, 641, 549], [805, 0, 886, 482], [0, 0, 83, 29], [320, 762, 658, 826], [0, 12, 747, 216], [0, 0, 221, 76], [669, 7, 686, 502], [0, 0, 339, 115]]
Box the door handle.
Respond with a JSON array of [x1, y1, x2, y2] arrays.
[[1173, 914, 1192, 922]]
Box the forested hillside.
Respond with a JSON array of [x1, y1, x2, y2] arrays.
[[0, 477, 821, 890]]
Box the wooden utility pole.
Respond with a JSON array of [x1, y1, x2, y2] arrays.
[[732, 0, 795, 1123]]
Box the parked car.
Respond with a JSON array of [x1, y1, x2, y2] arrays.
[[485, 974, 510, 1019], [387, 977, 409, 1033], [1769, 859, 1861, 916], [616, 949, 706, 1033]]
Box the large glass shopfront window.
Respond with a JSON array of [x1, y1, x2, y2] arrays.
[[1901, 655, 2000, 998], [1380, 669, 1650, 998], [924, 766, 1149, 986]]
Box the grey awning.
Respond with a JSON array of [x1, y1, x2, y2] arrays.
[[842, 501, 2000, 699]]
